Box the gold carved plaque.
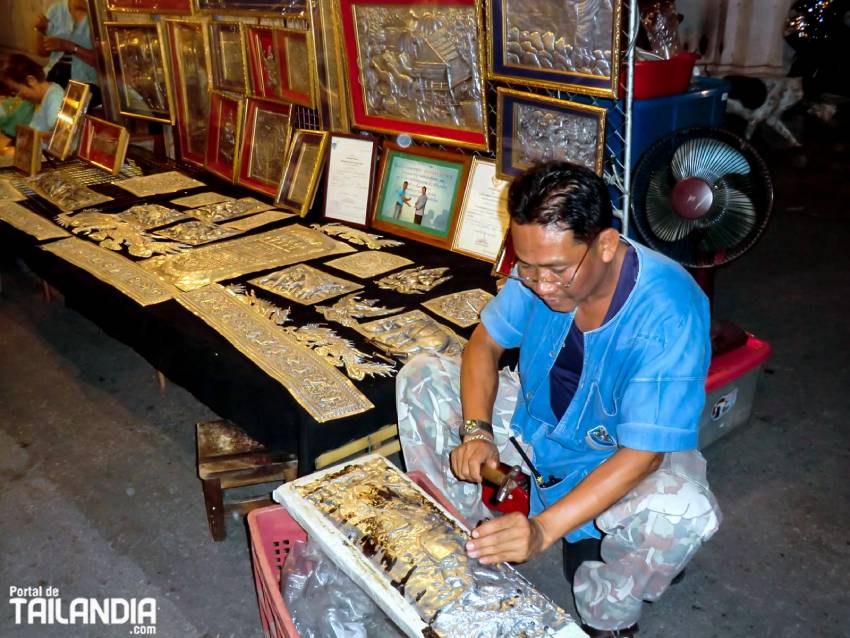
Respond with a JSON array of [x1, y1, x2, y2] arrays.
[[189, 197, 274, 223], [27, 171, 113, 212], [315, 293, 404, 329], [153, 220, 241, 246], [322, 251, 413, 279], [0, 202, 70, 241], [170, 192, 233, 208], [250, 264, 363, 305], [117, 203, 190, 229], [422, 288, 494, 328], [0, 179, 26, 201], [56, 211, 187, 258], [375, 266, 452, 294], [311, 223, 403, 250], [114, 171, 205, 198], [176, 284, 373, 422], [42, 237, 177, 306], [140, 224, 355, 291], [220, 209, 294, 232], [354, 309, 466, 362]]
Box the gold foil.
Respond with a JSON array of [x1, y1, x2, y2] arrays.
[[113, 170, 205, 197], [189, 197, 274, 223], [311, 223, 404, 250], [354, 310, 466, 361], [0, 202, 70, 241], [282, 457, 573, 638], [0, 179, 26, 201], [27, 171, 113, 212], [315, 293, 404, 329], [421, 289, 494, 328], [220, 209, 295, 232], [41, 237, 177, 306], [250, 263, 363, 305], [375, 266, 452, 295], [117, 203, 190, 229], [323, 251, 413, 279], [55, 211, 187, 258], [140, 224, 355, 291], [153, 220, 241, 246], [175, 284, 373, 422], [170, 192, 233, 208]]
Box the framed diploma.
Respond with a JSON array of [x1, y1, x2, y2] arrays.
[[237, 99, 292, 197], [322, 133, 378, 228], [14, 125, 41, 176], [451, 157, 511, 263], [370, 142, 471, 250], [77, 116, 130, 175], [275, 129, 330, 216], [205, 91, 245, 183], [47, 80, 92, 161]]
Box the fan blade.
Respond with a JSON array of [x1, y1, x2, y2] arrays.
[[645, 168, 700, 242], [670, 138, 751, 185], [699, 185, 757, 252]]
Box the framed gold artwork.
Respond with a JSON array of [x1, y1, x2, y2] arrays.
[[47, 80, 92, 161], [77, 116, 130, 175], [275, 129, 329, 216], [166, 19, 211, 166], [205, 91, 244, 182], [237, 98, 292, 197]]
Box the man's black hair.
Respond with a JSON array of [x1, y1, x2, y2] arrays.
[[507, 161, 613, 243], [2, 54, 45, 85]]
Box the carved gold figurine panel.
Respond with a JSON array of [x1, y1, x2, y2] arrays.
[[56, 211, 188, 258], [27, 171, 113, 211], [170, 192, 233, 208], [422, 288, 494, 328], [0, 202, 70, 241], [354, 309, 466, 362], [311, 223, 403, 250], [42, 237, 177, 306], [322, 251, 413, 279], [153, 220, 241, 246], [315, 293, 404, 329], [140, 224, 355, 291], [219, 209, 294, 232], [375, 266, 452, 294], [117, 203, 190, 229], [188, 197, 274, 223], [114, 171, 205, 197], [250, 263, 363, 305], [175, 284, 373, 422]]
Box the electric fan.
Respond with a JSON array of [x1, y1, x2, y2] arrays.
[[630, 127, 774, 352]]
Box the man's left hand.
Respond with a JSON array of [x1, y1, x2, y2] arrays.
[[465, 512, 548, 564]]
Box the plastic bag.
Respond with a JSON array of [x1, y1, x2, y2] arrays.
[[281, 538, 405, 638], [639, 0, 681, 59]]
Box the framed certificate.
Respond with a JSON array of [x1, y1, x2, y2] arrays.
[[237, 99, 292, 197], [166, 19, 211, 166], [451, 157, 511, 262], [336, 0, 489, 150], [14, 125, 41, 176], [496, 87, 607, 180], [105, 22, 175, 124], [47, 81, 92, 161], [276, 129, 330, 216], [208, 21, 246, 94], [77, 116, 130, 175], [244, 25, 315, 107], [205, 92, 244, 183], [487, 0, 624, 98], [322, 133, 378, 228], [370, 142, 472, 250]]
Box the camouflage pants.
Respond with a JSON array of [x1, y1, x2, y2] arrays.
[[396, 353, 722, 631]]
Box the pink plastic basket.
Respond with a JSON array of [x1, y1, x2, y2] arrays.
[[247, 470, 460, 638]]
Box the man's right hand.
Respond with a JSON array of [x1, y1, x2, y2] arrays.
[[450, 438, 499, 483]]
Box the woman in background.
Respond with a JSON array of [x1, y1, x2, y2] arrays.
[[2, 54, 64, 140]]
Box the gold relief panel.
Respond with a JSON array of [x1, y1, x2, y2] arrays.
[[250, 263, 363, 305], [421, 288, 494, 328], [322, 250, 413, 279]]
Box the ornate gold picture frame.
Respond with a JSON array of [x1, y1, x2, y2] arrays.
[[47, 80, 92, 161], [105, 22, 176, 124], [495, 87, 607, 180], [487, 0, 624, 98], [165, 19, 211, 166], [275, 129, 329, 216], [237, 98, 292, 197], [207, 21, 247, 94], [14, 125, 41, 176], [205, 92, 245, 183], [244, 25, 316, 108]]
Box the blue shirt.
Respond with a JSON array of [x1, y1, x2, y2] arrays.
[[480, 239, 710, 541], [44, 0, 99, 85], [396, 188, 408, 206], [29, 83, 65, 133]]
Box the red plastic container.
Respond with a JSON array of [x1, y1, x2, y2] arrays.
[[632, 51, 699, 100], [247, 471, 463, 638]]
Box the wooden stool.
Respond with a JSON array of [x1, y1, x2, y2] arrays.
[[196, 420, 297, 541]]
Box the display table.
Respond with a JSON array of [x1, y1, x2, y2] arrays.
[[0, 153, 497, 472]]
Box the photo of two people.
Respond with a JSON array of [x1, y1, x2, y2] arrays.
[[392, 181, 430, 226]]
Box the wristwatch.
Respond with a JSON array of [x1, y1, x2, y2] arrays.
[[458, 418, 493, 438]]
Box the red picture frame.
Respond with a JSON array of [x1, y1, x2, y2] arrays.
[[237, 99, 292, 197], [205, 92, 244, 183], [77, 116, 130, 175], [244, 25, 315, 108], [337, 0, 489, 150]]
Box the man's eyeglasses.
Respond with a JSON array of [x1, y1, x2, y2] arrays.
[[506, 236, 596, 290]]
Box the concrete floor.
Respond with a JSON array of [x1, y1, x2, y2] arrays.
[[2, 116, 850, 638]]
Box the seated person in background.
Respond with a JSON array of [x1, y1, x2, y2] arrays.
[[2, 54, 64, 139], [0, 79, 35, 148], [396, 161, 722, 637], [34, 0, 100, 105]]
